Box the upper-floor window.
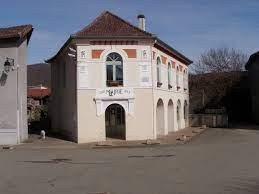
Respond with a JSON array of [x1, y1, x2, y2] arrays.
[[157, 57, 162, 87], [168, 62, 172, 89], [183, 69, 188, 91], [176, 66, 180, 90], [106, 52, 123, 87]]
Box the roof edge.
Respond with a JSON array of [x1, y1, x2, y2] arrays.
[[155, 38, 193, 65], [0, 24, 33, 43], [45, 36, 73, 63], [74, 10, 153, 38], [46, 35, 155, 63]]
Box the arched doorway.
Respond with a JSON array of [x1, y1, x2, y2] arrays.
[[156, 99, 165, 136], [177, 100, 181, 130], [184, 100, 188, 127], [168, 99, 174, 132], [105, 104, 125, 139]]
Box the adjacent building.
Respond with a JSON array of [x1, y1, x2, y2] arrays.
[[47, 11, 192, 143], [246, 51, 259, 123], [0, 25, 33, 144]]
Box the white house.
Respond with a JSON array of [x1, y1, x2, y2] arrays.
[[46, 11, 192, 143], [0, 25, 33, 145]]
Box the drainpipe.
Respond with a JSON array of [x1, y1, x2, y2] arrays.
[[16, 60, 20, 144], [151, 40, 157, 139]]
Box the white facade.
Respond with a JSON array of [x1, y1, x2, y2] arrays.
[[48, 11, 191, 143], [51, 43, 189, 143], [0, 25, 33, 145]]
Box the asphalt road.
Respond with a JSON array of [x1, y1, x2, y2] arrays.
[[1, 128, 259, 194]]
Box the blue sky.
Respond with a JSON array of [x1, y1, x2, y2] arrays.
[[1, 0, 259, 65]]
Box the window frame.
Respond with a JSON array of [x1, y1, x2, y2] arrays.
[[106, 52, 123, 87], [156, 57, 162, 87], [168, 62, 172, 89], [176, 66, 180, 90]]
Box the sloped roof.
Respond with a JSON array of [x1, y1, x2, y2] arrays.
[[0, 25, 33, 42], [47, 11, 192, 65], [74, 11, 153, 38], [27, 87, 51, 98], [245, 51, 259, 70]]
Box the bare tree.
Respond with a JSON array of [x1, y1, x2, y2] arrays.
[[191, 48, 248, 74]]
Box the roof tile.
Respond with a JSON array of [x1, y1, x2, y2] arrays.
[[0, 25, 33, 39], [74, 11, 153, 37]]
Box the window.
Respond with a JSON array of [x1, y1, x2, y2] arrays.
[[183, 69, 187, 91], [157, 57, 162, 87], [176, 66, 180, 90], [106, 52, 123, 87], [168, 62, 172, 89]]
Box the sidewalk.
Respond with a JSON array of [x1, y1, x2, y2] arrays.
[[3, 127, 207, 150]]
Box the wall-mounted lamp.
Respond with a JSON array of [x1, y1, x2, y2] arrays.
[[3, 58, 14, 74]]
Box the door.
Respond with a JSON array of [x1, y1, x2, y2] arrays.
[[105, 104, 125, 139]]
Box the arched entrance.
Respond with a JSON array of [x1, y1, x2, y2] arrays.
[[105, 104, 125, 139], [156, 99, 165, 136], [177, 100, 181, 130], [184, 100, 188, 127], [168, 99, 174, 132]]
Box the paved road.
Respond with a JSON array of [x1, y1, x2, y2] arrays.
[[1, 128, 259, 194]]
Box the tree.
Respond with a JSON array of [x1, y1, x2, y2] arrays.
[[191, 48, 248, 74]]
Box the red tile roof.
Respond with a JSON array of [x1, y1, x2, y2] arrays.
[[0, 24, 33, 40], [27, 88, 51, 98], [46, 11, 192, 65], [74, 11, 153, 38]]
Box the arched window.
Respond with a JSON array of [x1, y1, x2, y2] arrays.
[[106, 52, 123, 87], [184, 69, 188, 91], [176, 66, 180, 90], [168, 62, 172, 89], [157, 57, 162, 87], [183, 70, 186, 90]]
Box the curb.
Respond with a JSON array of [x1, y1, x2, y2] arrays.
[[4, 128, 208, 150]]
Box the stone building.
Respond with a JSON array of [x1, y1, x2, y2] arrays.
[[46, 11, 192, 143], [246, 51, 259, 123], [0, 25, 33, 144]]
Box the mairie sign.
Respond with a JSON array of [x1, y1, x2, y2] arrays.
[[96, 88, 134, 99]]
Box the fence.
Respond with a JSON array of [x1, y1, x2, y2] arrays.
[[189, 114, 228, 128]]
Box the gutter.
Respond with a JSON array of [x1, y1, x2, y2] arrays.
[[154, 37, 193, 65]]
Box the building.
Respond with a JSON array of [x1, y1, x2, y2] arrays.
[[28, 86, 51, 106], [246, 51, 259, 123], [27, 86, 51, 132], [0, 25, 33, 144], [27, 86, 51, 123], [46, 11, 192, 143]]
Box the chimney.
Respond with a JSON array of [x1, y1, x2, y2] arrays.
[[137, 14, 145, 31]]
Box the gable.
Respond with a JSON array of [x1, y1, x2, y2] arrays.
[[74, 11, 153, 38]]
